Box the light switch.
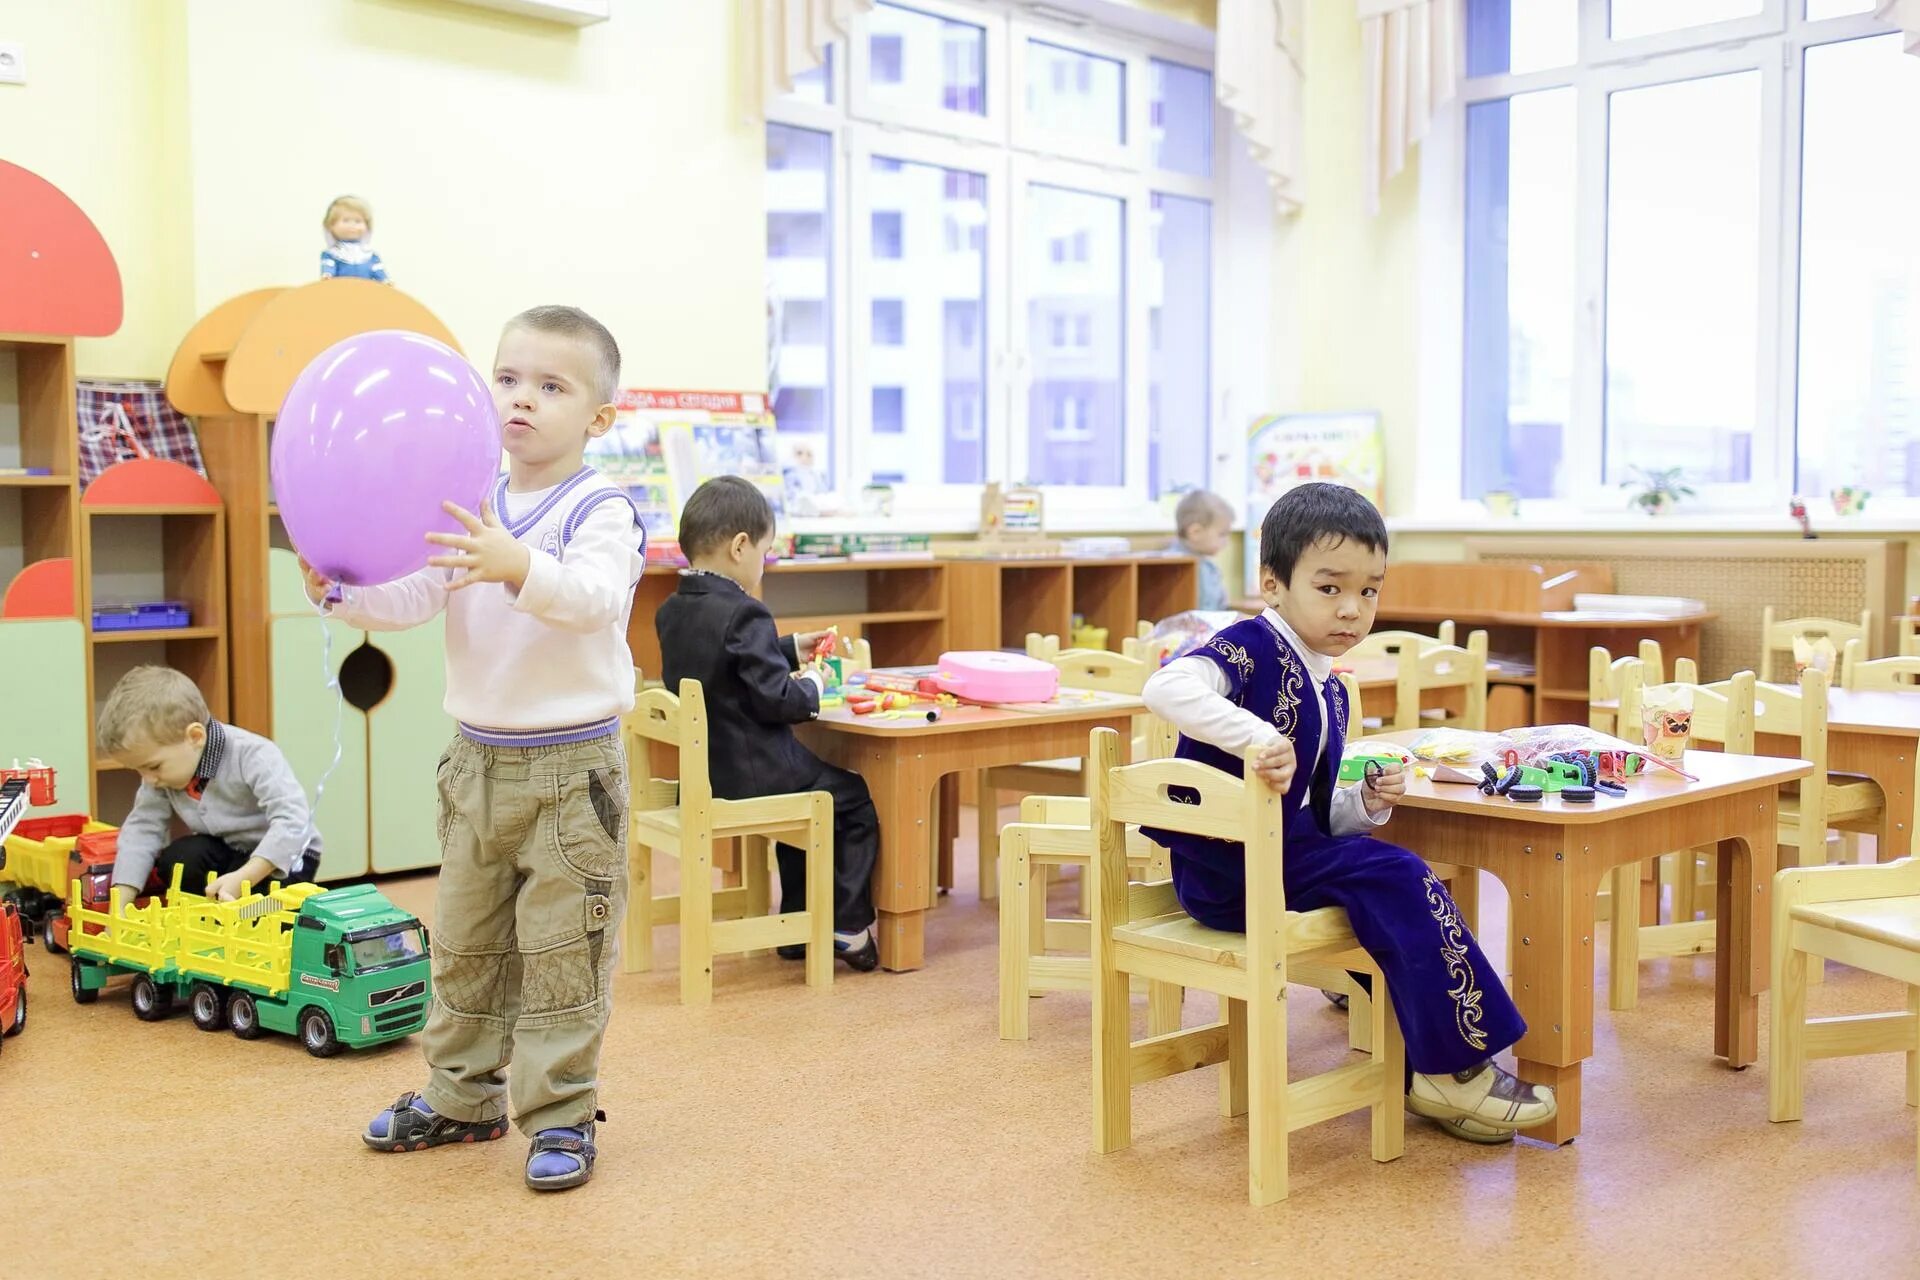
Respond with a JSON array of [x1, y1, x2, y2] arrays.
[[0, 44, 24, 86]]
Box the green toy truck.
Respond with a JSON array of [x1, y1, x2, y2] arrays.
[[66, 868, 431, 1058]]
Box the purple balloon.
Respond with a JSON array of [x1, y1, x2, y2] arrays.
[[271, 330, 501, 587]]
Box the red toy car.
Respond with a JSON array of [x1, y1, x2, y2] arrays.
[[0, 897, 27, 1050]]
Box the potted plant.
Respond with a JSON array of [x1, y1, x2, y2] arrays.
[[1621, 465, 1695, 516]]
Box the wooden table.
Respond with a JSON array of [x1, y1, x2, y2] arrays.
[[799, 687, 1142, 972], [1379, 735, 1810, 1143], [1597, 685, 1920, 860], [1758, 686, 1920, 860]]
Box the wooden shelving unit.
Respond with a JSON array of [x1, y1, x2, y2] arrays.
[[943, 553, 1199, 653], [167, 280, 462, 736], [80, 462, 228, 820], [629, 558, 953, 679]]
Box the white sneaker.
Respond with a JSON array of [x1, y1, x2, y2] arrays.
[[1406, 1062, 1557, 1132]]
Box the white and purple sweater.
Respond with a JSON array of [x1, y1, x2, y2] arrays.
[[327, 467, 645, 747]]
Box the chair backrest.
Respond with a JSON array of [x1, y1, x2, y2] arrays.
[[1902, 617, 1920, 659], [1622, 664, 1755, 753], [1336, 672, 1362, 744], [622, 679, 712, 814], [1842, 637, 1920, 691], [1122, 631, 1181, 667], [1387, 628, 1489, 732], [1588, 641, 1665, 729], [842, 636, 874, 675], [1759, 607, 1872, 683], [1673, 656, 1698, 684], [1346, 628, 1453, 663], [1026, 632, 1062, 661], [1086, 727, 1284, 934], [1053, 647, 1153, 695]]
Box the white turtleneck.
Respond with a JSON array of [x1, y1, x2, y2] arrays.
[[1142, 607, 1385, 834]]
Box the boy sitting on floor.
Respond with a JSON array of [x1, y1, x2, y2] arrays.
[[1142, 482, 1556, 1143], [98, 665, 322, 903]]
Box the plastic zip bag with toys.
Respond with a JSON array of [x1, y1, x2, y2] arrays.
[[1391, 724, 1698, 786]]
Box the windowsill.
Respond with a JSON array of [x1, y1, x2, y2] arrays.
[[784, 505, 1206, 537], [1391, 510, 1919, 536]]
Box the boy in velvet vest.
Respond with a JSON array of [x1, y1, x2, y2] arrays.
[[1142, 483, 1555, 1143]]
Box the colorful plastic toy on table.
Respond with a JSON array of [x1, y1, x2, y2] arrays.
[[1337, 742, 1414, 784], [66, 865, 432, 1057], [1408, 724, 1693, 785], [1, 897, 26, 1047]]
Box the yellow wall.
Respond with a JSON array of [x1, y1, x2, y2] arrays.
[[0, 0, 764, 388], [0, 1, 196, 377], [1280, 0, 1423, 518]]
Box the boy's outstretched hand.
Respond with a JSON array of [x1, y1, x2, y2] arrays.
[[297, 556, 335, 607], [428, 500, 532, 592], [1251, 738, 1296, 793], [1362, 761, 1407, 816]]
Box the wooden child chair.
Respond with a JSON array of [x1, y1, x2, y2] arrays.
[[1611, 665, 1754, 1010], [1843, 637, 1920, 692], [995, 793, 1179, 1041], [1587, 639, 1665, 735], [1770, 855, 1920, 1175], [975, 644, 1164, 902], [1759, 607, 1872, 685], [621, 679, 836, 1004], [1356, 629, 1489, 733], [1086, 728, 1405, 1205]]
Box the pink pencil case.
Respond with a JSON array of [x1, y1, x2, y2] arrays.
[[935, 651, 1060, 703]]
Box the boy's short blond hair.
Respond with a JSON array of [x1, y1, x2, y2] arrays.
[[1175, 488, 1233, 533], [97, 666, 211, 756], [504, 305, 621, 406], [323, 194, 373, 235]]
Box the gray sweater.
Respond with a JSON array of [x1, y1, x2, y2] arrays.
[[112, 722, 322, 891]]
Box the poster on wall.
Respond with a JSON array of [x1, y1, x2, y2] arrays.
[[585, 389, 778, 549], [1244, 411, 1383, 596]]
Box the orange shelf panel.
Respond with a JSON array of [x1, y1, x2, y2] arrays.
[[164, 288, 284, 416], [222, 280, 463, 414], [0, 160, 123, 337], [1, 557, 75, 618], [82, 459, 223, 509]]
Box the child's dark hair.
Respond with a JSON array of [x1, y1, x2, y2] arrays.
[[1259, 483, 1389, 585], [678, 475, 775, 559]]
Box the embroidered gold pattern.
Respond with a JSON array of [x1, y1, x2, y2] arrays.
[[1327, 678, 1347, 746], [1423, 871, 1488, 1051], [1267, 628, 1303, 737], [1207, 637, 1256, 682]]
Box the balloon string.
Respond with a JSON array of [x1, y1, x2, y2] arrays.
[[296, 591, 348, 882]]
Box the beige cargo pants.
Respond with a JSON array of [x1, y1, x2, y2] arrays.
[[421, 732, 627, 1136]]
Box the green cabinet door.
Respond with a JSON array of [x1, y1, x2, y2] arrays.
[[0, 618, 89, 811]]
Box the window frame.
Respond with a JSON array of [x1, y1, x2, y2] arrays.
[[764, 0, 1237, 531], [1419, 0, 1900, 523]]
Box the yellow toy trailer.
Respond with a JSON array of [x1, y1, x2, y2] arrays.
[[67, 867, 431, 1057]]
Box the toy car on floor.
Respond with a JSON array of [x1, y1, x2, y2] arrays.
[[67, 866, 432, 1057]]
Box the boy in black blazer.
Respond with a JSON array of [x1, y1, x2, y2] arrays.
[[656, 476, 879, 969]]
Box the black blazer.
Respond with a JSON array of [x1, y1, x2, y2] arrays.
[[655, 572, 824, 799]]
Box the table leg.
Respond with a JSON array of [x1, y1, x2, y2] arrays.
[[846, 746, 936, 973], [935, 774, 959, 897], [1714, 805, 1772, 1068], [1507, 826, 1594, 1145]]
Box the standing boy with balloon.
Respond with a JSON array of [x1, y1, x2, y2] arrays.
[[291, 306, 644, 1192]]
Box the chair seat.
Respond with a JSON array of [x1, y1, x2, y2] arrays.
[[1113, 904, 1357, 971], [1777, 777, 1885, 828], [1790, 896, 1920, 951], [633, 791, 822, 847]]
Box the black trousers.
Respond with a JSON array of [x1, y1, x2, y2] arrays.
[[772, 762, 878, 934], [156, 835, 321, 896]]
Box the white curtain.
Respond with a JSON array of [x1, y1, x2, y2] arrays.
[[740, 0, 874, 121], [1360, 0, 1461, 215], [1216, 0, 1307, 215], [1879, 0, 1920, 56]]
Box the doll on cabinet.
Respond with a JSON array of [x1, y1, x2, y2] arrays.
[[320, 194, 391, 283]]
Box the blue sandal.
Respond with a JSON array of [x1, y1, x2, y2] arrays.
[[363, 1091, 508, 1152], [525, 1110, 605, 1191]]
